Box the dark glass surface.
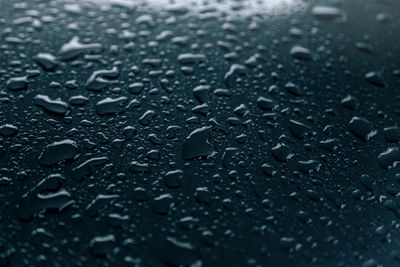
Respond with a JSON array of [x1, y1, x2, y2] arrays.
[[0, 0, 400, 266]]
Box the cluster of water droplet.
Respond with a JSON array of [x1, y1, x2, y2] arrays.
[[0, 0, 400, 266]]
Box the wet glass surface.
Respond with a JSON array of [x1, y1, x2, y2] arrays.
[[0, 0, 400, 266]]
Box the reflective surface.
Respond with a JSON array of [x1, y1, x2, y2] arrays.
[[0, 0, 400, 266], [88, 0, 306, 16]]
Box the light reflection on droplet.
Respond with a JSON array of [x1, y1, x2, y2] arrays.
[[80, 0, 306, 16]]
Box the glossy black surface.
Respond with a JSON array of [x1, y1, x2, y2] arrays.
[[0, 0, 400, 266]]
